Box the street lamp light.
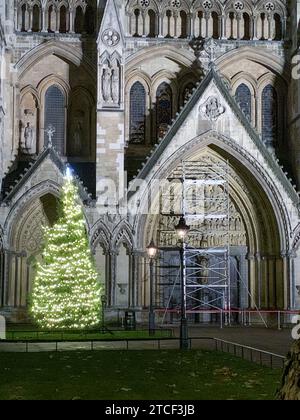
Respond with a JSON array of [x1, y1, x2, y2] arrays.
[[175, 216, 190, 350], [147, 239, 158, 336]]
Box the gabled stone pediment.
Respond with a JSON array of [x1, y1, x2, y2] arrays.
[[2, 147, 90, 207], [129, 68, 299, 212], [97, 0, 124, 51]]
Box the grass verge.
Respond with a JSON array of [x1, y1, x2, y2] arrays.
[[0, 350, 281, 400]]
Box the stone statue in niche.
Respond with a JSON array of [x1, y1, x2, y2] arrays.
[[102, 67, 112, 103], [73, 120, 83, 155], [22, 109, 36, 154], [197, 255, 209, 285], [24, 122, 34, 152], [111, 66, 120, 104], [101, 59, 121, 105]]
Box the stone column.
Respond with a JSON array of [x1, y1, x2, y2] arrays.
[[281, 251, 290, 309], [190, 13, 195, 38], [129, 252, 134, 307], [247, 253, 256, 308], [255, 252, 262, 308], [55, 7, 59, 33], [236, 252, 248, 309], [289, 250, 297, 309], [0, 251, 5, 307], [110, 252, 117, 307], [69, 8, 75, 33], [42, 7, 48, 32], [217, 15, 221, 40], [221, 14, 226, 39], [282, 16, 287, 41], [267, 15, 272, 41], [27, 7, 32, 32], [174, 11, 178, 38], [205, 12, 209, 38], [41, 6, 47, 32], [105, 252, 112, 307], [142, 11, 146, 37], [268, 256, 276, 308], [158, 13, 164, 38], [127, 13, 132, 36], [251, 15, 257, 40], [236, 13, 241, 40], [261, 255, 268, 307]]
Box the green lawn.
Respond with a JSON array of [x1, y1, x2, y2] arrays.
[[0, 350, 281, 400]]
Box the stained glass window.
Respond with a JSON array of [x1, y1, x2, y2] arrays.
[[262, 85, 278, 147], [235, 83, 251, 121], [130, 82, 146, 144], [156, 82, 172, 139], [44, 85, 66, 154]]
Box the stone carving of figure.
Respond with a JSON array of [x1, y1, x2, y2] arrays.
[[102, 67, 112, 102], [73, 120, 83, 155], [111, 67, 120, 104], [201, 96, 225, 121], [197, 255, 209, 285], [24, 122, 34, 153]]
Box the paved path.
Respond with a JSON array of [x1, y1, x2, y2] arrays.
[[178, 326, 294, 356], [0, 326, 294, 356]]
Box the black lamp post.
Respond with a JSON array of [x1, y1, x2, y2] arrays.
[[175, 216, 190, 350], [147, 239, 158, 336], [101, 294, 107, 331]]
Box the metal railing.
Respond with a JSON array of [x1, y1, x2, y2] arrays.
[[0, 335, 286, 369], [213, 338, 286, 369]]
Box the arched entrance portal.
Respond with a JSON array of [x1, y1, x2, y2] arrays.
[[136, 144, 287, 319], [7, 193, 59, 318]]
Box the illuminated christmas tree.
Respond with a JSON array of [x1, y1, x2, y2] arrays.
[[31, 169, 101, 330]]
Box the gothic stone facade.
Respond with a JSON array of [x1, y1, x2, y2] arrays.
[[0, 0, 300, 322]]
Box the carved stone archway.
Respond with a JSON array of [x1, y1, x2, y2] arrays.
[[133, 143, 287, 312], [5, 192, 58, 319]]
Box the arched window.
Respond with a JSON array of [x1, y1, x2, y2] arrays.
[[130, 82, 146, 144], [59, 5, 67, 33], [21, 4, 27, 31], [75, 6, 83, 33], [44, 85, 66, 154], [212, 12, 219, 39], [229, 12, 235, 39], [156, 82, 172, 139], [262, 85, 278, 148], [133, 9, 141, 37], [235, 83, 251, 122], [48, 5, 54, 32], [274, 14, 282, 40], [148, 9, 156, 37], [260, 13, 266, 40], [166, 10, 172, 38], [180, 11, 188, 38], [197, 11, 204, 38], [32, 4, 40, 32], [243, 13, 250, 40], [85, 6, 95, 34]]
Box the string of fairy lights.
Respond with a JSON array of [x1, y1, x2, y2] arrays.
[[30, 168, 102, 330]]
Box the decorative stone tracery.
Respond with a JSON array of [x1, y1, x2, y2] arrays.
[[125, 0, 287, 40]]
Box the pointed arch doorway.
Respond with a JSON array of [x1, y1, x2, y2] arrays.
[[6, 193, 59, 319]]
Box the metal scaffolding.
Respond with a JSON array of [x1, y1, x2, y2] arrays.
[[157, 160, 231, 322]]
